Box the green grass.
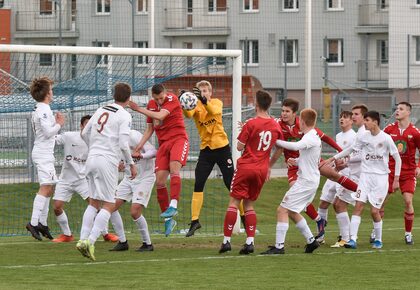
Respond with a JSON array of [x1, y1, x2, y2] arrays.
[[0, 177, 419, 289]]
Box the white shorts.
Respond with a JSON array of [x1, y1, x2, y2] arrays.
[[281, 179, 319, 213], [116, 176, 155, 207], [353, 172, 388, 209], [32, 154, 57, 185], [86, 156, 118, 203], [336, 174, 359, 206], [53, 178, 90, 202], [320, 179, 337, 204]]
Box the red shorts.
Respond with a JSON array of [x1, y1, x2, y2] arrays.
[[155, 137, 189, 172], [230, 167, 268, 201], [388, 171, 416, 194], [287, 166, 298, 184]]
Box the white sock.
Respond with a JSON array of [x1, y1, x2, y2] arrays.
[[110, 210, 126, 243], [246, 237, 254, 245], [30, 194, 47, 226], [373, 220, 383, 242], [169, 199, 178, 209], [318, 207, 328, 221], [134, 215, 151, 245], [39, 197, 51, 226], [223, 236, 231, 244], [336, 212, 350, 241], [80, 205, 98, 240], [56, 211, 71, 236], [350, 215, 362, 241], [275, 222, 289, 249], [295, 219, 315, 244], [88, 209, 111, 245]]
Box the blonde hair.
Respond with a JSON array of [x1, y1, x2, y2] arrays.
[[300, 108, 317, 127], [196, 80, 212, 91]]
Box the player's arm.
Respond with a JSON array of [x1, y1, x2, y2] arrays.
[[129, 101, 170, 121], [183, 108, 196, 118], [40, 112, 64, 138], [203, 99, 222, 115], [134, 123, 154, 154], [276, 137, 313, 151], [315, 127, 342, 152], [237, 140, 245, 151], [269, 147, 283, 168], [55, 133, 65, 145], [141, 141, 157, 159], [119, 117, 136, 179]]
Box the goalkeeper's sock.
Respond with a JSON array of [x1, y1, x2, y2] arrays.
[[305, 203, 320, 221], [191, 192, 204, 221], [223, 206, 238, 239], [156, 185, 169, 213], [169, 173, 181, 202], [238, 200, 245, 216], [338, 176, 358, 192], [244, 210, 257, 241]]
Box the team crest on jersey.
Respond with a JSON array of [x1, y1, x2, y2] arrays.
[[408, 135, 413, 139], [43, 113, 47, 119], [66, 155, 72, 161], [395, 140, 407, 153], [378, 143, 383, 148]]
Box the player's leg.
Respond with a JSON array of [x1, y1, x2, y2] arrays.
[[289, 210, 319, 253], [345, 201, 365, 249], [403, 191, 415, 245], [331, 198, 350, 247], [52, 199, 73, 242], [370, 205, 383, 249], [320, 163, 358, 192], [109, 199, 129, 251], [317, 180, 337, 243], [219, 196, 241, 253]]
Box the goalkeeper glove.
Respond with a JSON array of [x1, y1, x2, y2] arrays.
[[193, 86, 207, 105]]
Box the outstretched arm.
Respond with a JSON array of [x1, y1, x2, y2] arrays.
[[129, 101, 170, 121], [316, 128, 342, 152]]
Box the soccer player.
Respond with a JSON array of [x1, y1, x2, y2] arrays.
[[326, 111, 401, 249], [109, 129, 157, 252], [52, 115, 120, 243], [183, 80, 242, 237], [261, 108, 321, 255], [26, 77, 65, 241], [380, 102, 420, 245], [219, 90, 282, 255], [76, 82, 136, 261], [129, 84, 189, 236]]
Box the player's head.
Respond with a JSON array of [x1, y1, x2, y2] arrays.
[[151, 84, 166, 105], [351, 104, 368, 127], [364, 110, 380, 131], [281, 98, 299, 123], [339, 110, 353, 131], [80, 115, 91, 130], [30, 77, 53, 103], [255, 90, 272, 112], [395, 101, 412, 121], [113, 82, 132, 104], [196, 80, 212, 99], [300, 108, 317, 130]]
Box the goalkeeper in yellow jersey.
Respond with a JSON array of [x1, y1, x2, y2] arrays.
[[183, 80, 244, 237]]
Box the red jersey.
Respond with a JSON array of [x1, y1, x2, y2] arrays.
[[278, 116, 341, 161], [237, 117, 283, 169], [146, 93, 188, 144], [384, 122, 420, 174]]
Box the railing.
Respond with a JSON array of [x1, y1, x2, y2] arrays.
[[358, 4, 388, 26], [164, 7, 228, 30], [15, 10, 76, 32], [357, 59, 388, 81]]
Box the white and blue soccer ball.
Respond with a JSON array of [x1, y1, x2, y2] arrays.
[[179, 91, 198, 110]]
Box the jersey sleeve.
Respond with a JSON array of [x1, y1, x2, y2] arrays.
[[316, 127, 342, 152], [55, 133, 65, 145], [387, 134, 399, 156], [146, 100, 154, 124], [119, 113, 134, 164], [39, 111, 61, 138], [161, 93, 180, 114], [204, 99, 222, 115], [237, 121, 250, 145]]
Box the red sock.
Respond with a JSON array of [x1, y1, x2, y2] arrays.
[[170, 173, 181, 201], [223, 207, 238, 237], [156, 185, 169, 213], [338, 176, 358, 192], [244, 210, 257, 238], [405, 212, 414, 232], [305, 203, 319, 221]]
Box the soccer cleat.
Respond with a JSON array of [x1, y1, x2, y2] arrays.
[[316, 234, 325, 245], [164, 218, 177, 237], [260, 245, 285, 255], [218, 241, 231, 254], [26, 223, 42, 241], [85, 240, 96, 261], [405, 233, 414, 245], [316, 218, 327, 240], [76, 240, 89, 258], [330, 236, 347, 248], [37, 223, 54, 240], [103, 233, 119, 242], [160, 206, 178, 219], [344, 239, 357, 249], [52, 234, 74, 243], [239, 243, 254, 255], [136, 242, 154, 252], [109, 240, 129, 251], [185, 220, 202, 237], [372, 240, 383, 249], [304, 240, 320, 253]]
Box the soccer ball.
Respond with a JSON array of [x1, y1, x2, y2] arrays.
[[179, 91, 198, 110]]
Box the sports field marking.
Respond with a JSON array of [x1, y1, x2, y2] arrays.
[[1, 248, 419, 269]]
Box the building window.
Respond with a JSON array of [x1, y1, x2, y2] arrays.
[[97, 0, 111, 14], [243, 0, 259, 12], [137, 0, 147, 13], [209, 0, 227, 12], [40, 53, 53, 67], [416, 36, 420, 62], [377, 40, 388, 65], [326, 39, 343, 64], [283, 0, 299, 11], [40, 0, 56, 15], [0, 0, 5, 8], [280, 39, 299, 65], [208, 42, 227, 65], [327, 0, 342, 10], [417, 0, 420, 5], [378, 0, 388, 10], [95, 41, 110, 65], [241, 40, 259, 65], [136, 41, 149, 65]]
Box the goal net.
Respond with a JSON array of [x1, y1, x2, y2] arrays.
[[0, 44, 250, 237]]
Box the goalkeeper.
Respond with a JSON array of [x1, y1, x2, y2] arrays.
[[183, 80, 245, 237]]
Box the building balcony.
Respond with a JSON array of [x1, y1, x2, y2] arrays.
[[357, 59, 388, 87], [355, 4, 388, 34], [162, 8, 230, 37], [14, 10, 79, 39]]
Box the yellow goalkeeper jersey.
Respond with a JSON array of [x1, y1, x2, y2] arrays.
[[184, 98, 229, 150]]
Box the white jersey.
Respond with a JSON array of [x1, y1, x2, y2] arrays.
[[124, 130, 156, 179], [31, 102, 61, 155], [346, 125, 366, 177], [56, 131, 88, 183], [82, 103, 133, 165], [336, 128, 357, 176]]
